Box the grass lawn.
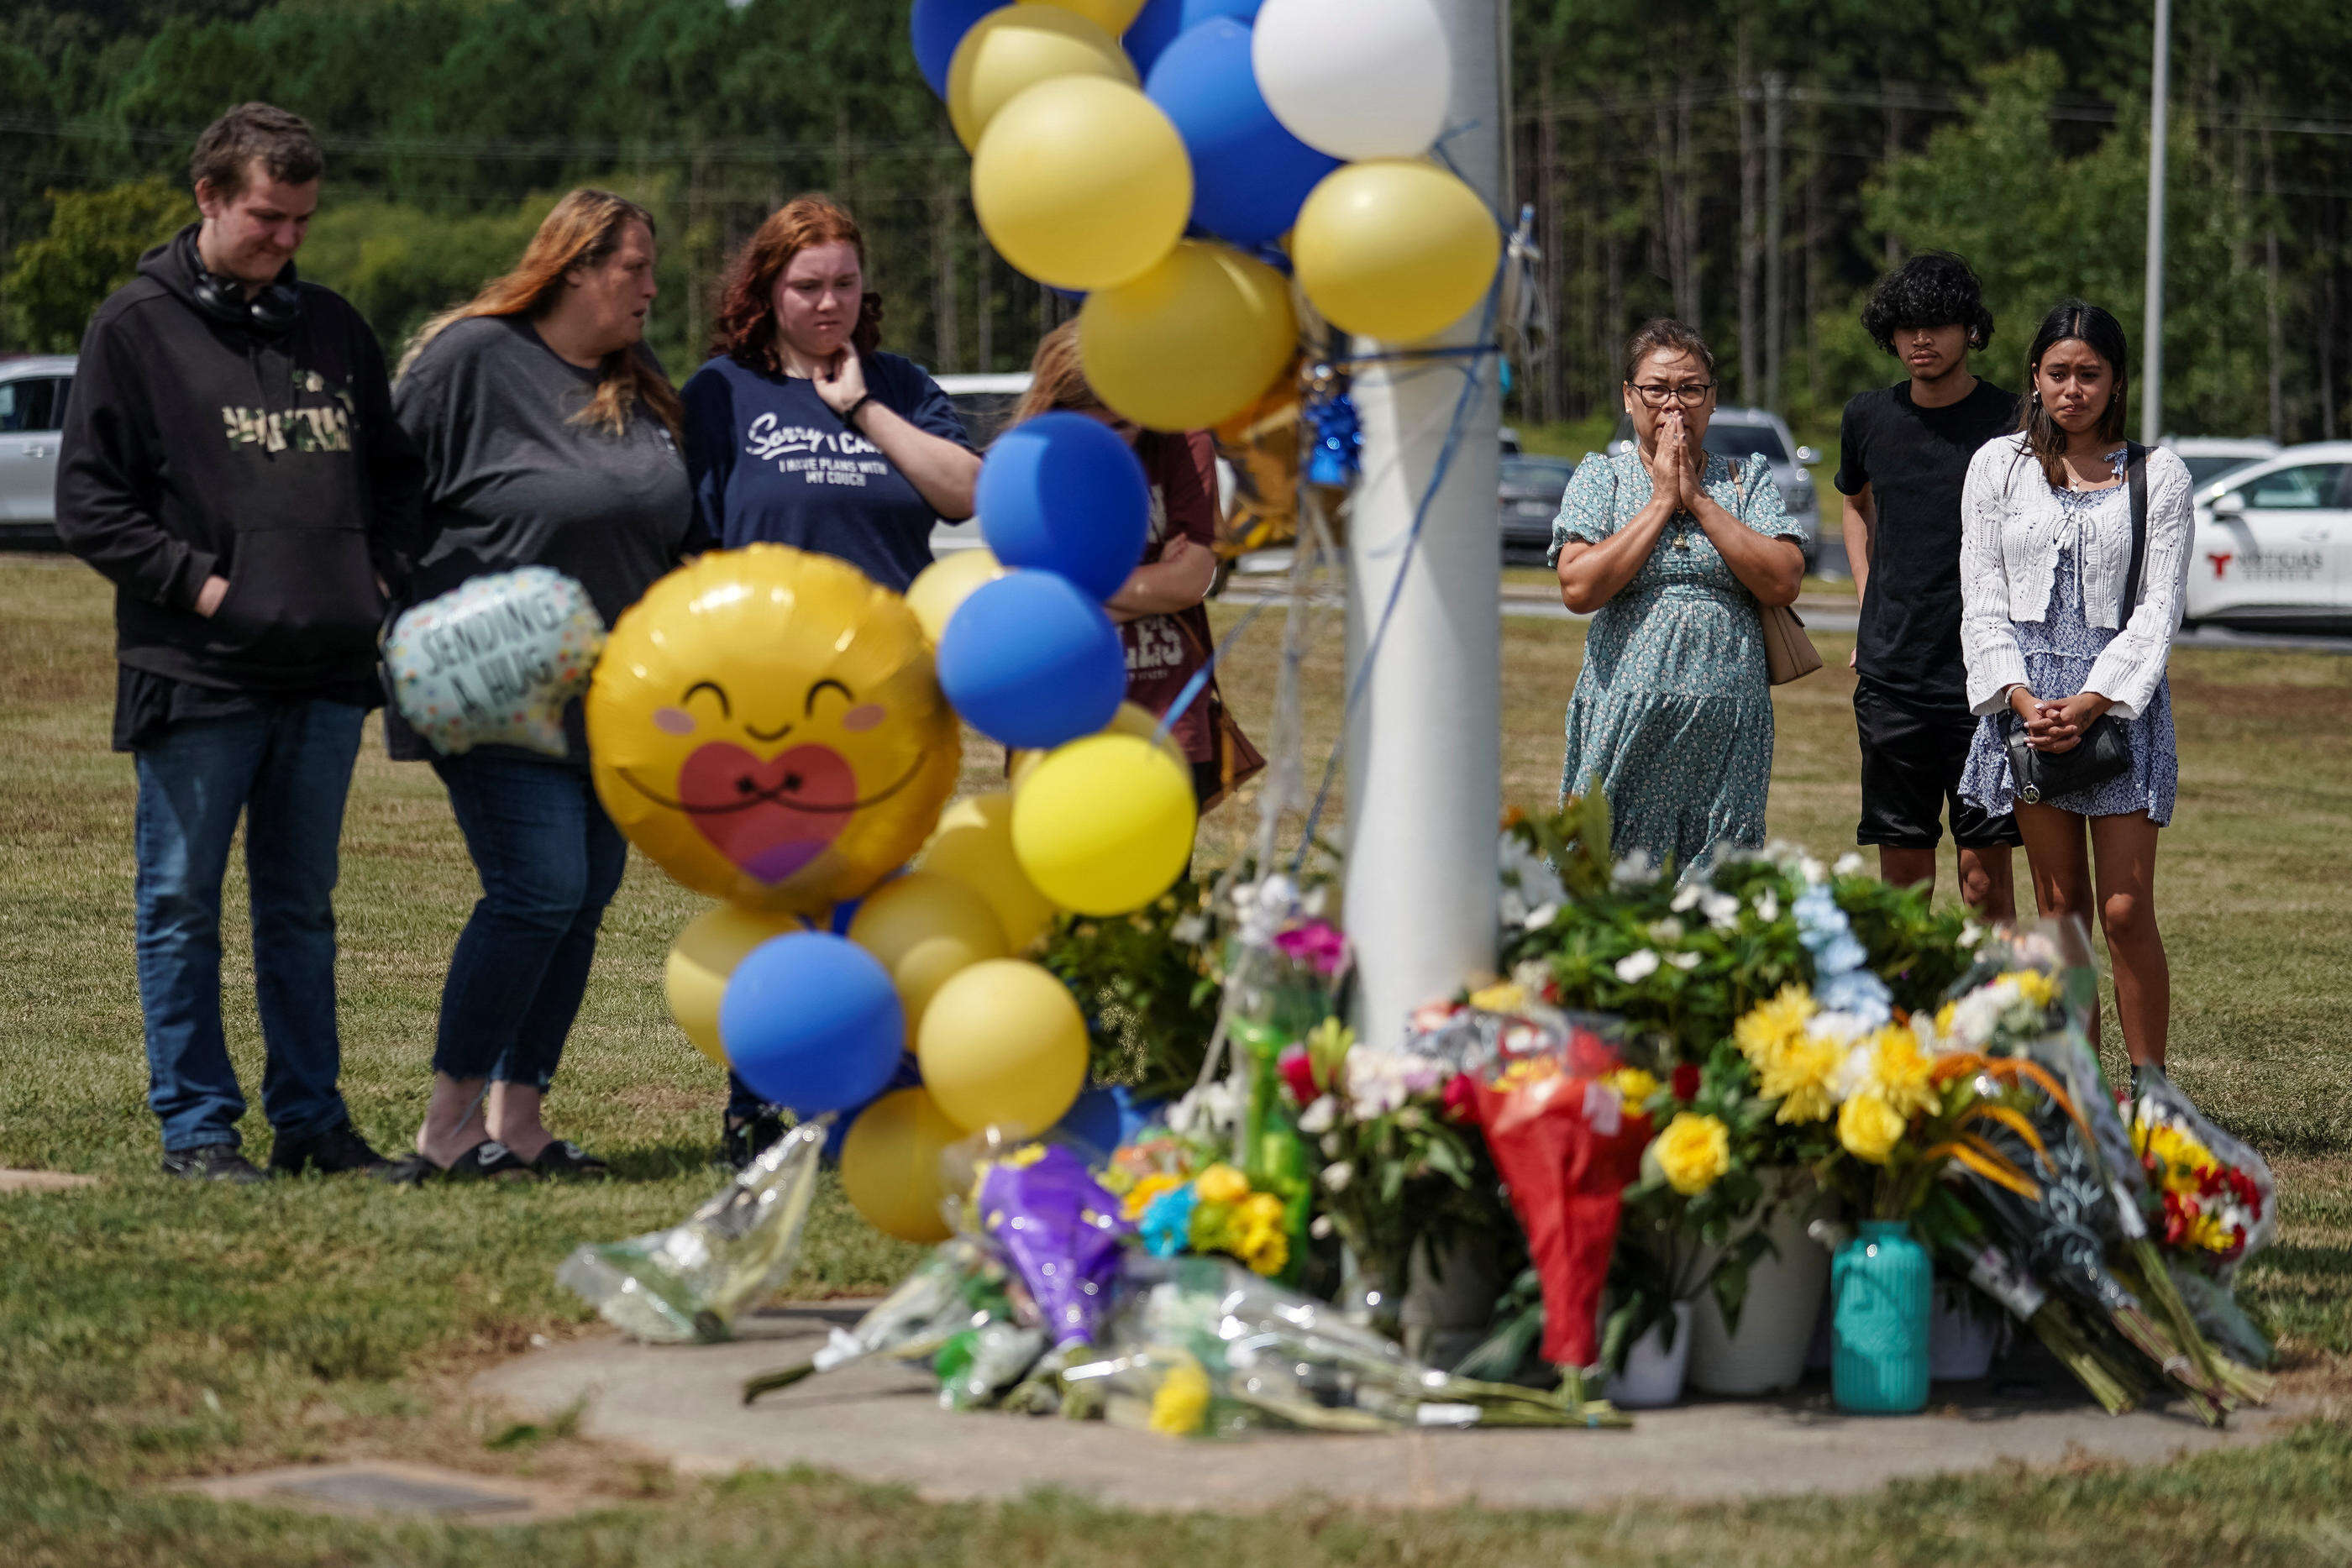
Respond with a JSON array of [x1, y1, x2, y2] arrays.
[[3, 553, 2349, 1565]]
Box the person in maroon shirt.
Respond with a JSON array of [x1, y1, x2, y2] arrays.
[[1009, 323, 1257, 807]]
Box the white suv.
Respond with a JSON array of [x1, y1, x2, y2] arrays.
[[0, 354, 76, 543], [2182, 442, 2352, 631]]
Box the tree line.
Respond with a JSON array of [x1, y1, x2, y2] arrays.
[[4, 0, 2349, 441]]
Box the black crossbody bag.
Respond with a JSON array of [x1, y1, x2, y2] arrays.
[[2002, 443, 2147, 806]]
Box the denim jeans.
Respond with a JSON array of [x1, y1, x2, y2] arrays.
[[134, 700, 365, 1153], [432, 751, 627, 1089]]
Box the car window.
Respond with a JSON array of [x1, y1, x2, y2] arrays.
[[2181, 454, 2260, 490], [949, 391, 1023, 451], [0, 376, 66, 433], [2240, 464, 2352, 510], [1701, 423, 1789, 464]]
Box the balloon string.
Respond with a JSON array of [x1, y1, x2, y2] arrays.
[[1290, 271, 1504, 874], [1151, 597, 1277, 747]]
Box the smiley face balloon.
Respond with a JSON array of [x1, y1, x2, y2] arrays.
[[587, 546, 961, 915]]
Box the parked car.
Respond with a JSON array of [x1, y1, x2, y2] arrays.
[[2162, 434, 2279, 493], [1499, 454, 1575, 563], [2181, 442, 2352, 631], [1609, 403, 1824, 573], [0, 354, 76, 543]]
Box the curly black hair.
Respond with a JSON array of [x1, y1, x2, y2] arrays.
[[1860, 250, 1994, 355]]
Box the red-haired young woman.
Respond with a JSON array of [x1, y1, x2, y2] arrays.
[[682, 195, 979, 593]]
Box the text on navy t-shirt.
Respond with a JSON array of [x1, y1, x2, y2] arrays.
[[680, 350, 973, 592]]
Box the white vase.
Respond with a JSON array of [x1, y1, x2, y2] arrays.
[[1605, 1301, 1693, 1408], [1929, 1287, 2003, 1382], [1688, 1172, 1830, 1396]]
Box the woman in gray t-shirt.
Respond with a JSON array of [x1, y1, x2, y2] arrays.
[[383, 190, 706, 1184]]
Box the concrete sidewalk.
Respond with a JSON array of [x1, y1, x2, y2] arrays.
[[475, 1304, 2315, 1513]]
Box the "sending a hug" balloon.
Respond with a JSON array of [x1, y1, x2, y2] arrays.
[[384, 567, 606, 758]]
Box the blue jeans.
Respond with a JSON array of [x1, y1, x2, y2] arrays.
[[433, 751, 627, 1089], [134, 700, 365, 1153]]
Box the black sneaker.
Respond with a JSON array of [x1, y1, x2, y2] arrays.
[[269, 1120, 392, 1177], [722, 1111, 785, 1172], [162, 1145, 269, 1184]]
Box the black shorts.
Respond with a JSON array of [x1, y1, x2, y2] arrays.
[[1854, 681, 2022, 851]]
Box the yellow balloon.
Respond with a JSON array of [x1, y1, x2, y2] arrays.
[[1018, 0, 1146, 34], [916, 792, 1058, 949], [972, 76, 1193, 292], [846, 871, 1011, 1031], [916, 959, 1089, 1135], [905, 548, 1005, 645], [586, 546, 961, 915], [839, 1088, 963, 1244], [664, 905, 813, 1067], [1289, 160, 1502, 343], [947, 4, 1135, 152], [1009, 700, 1186, 791], [1079, 241, 1297, 432], [1011, 732, 1196, 915]]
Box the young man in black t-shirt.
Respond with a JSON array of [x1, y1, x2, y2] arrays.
[[1835, 252, 2019, 915]]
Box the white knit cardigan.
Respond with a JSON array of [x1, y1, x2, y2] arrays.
[[1956, 434, 2193, 720]]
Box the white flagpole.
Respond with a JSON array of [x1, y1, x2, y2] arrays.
[[1342, 0, 1507, 1046]]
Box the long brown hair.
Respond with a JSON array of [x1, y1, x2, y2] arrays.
[[2014, 298, 2130, 488], [401, 189, 682, 441], [1010, 321, 1100, 425], [711, 195, 885, 371]]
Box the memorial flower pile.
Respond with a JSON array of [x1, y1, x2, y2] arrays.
[[722, 805, 2274, 1439]]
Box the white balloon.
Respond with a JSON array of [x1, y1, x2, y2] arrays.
[[1251, 0, 1452, 162]]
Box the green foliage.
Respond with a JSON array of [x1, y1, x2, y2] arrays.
[[299, 195, 554, 365], [1825, 55, 2267, 436], [1038, 874, 1223, 1105], [2, 176, 192, 349]]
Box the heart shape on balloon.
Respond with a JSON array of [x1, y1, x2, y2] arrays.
[[674, 742, 858, 884]]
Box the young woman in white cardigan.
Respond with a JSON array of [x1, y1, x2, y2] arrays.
[[1956, 301, 2192, 1075]]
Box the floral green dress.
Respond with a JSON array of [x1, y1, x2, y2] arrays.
[[1547, 447, 1798, 874]]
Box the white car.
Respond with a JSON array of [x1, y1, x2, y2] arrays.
[[2162, 434, 2279, 493], [927, 370, 1237, 558], [2183, 442, 2352, 630], [928, 372, 1033, 556], [0, 354, 76, 543]]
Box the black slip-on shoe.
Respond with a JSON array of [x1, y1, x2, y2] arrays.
[[268, 1120, 392, 1177], [161, 1145, 269, 1184]]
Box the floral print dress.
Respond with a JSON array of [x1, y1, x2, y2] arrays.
[[1957, 469, 2179, 823], [1547, 447, 1798, 873]]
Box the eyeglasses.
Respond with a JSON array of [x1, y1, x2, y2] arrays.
[[1630, 381, 1716, 407]]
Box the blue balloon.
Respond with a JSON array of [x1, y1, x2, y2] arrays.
[[976, 412, 1150, 600], [936, 570, 1126, 749], [911, 0, 1001, 98], [1147, 17, 1341, 249], [1055, 1083, 1165, 1155], [1126, 0, 1261, 78], [721, 932, 905, 1115]]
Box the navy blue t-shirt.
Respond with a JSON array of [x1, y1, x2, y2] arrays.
[[680, 351, 974, 592]]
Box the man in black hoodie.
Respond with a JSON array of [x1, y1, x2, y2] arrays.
[[56, 103, 426, 1183]]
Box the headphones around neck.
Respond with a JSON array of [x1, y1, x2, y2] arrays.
[[187, 239, 303, 337]]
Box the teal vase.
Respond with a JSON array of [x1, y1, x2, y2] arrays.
[[1830, 1221, 1931, 1413]]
